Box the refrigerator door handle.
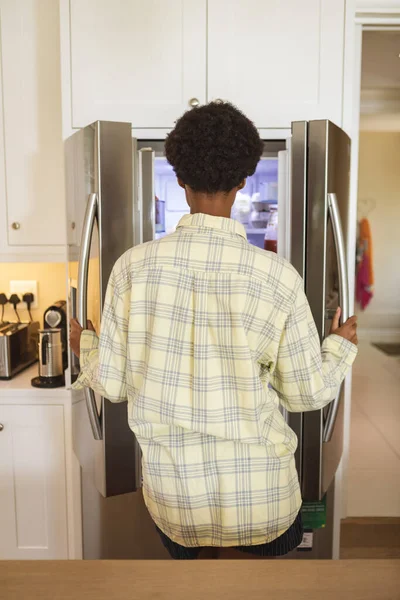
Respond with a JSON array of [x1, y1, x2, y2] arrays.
[[77, 192, 103, 441], [139, 148, 155, 244], [70, 284, 80, 376], [323, 192, 349, 443]]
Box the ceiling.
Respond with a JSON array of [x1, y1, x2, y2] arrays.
[[361, 30, 400, 89]]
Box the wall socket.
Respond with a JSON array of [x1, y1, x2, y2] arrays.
[[9, 280, 38, 309]]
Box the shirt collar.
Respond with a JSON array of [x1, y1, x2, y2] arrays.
[[176, 213, 247, 240]]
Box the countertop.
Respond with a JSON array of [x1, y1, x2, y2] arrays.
[[1, 560, 400, 600], [0, 364, 71, 400]]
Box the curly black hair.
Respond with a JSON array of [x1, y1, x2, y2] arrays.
[[165, 101, 263, 194]]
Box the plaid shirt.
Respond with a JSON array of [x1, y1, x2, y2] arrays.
[[75, 213, 357, 547]]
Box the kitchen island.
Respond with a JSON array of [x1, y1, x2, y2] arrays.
[[1, 560, 399, 600]]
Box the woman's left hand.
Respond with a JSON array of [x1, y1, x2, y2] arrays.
[[70, 318, 83, 358], [70, 319, 96, 358]]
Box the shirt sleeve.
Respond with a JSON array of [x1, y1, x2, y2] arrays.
[[269, 279, 358, 413], [72, 267, 129, 403]]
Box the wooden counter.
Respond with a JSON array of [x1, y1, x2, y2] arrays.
[[1, 560, 399, 600]]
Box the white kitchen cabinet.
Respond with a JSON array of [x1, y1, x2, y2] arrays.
[[0, 0, 66, 257], [63, 0, 207, 131], [207, 0, 346, 128], [0, 404, 68, 559]]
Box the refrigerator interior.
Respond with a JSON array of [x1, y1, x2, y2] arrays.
[[144, 142, 281, 250]]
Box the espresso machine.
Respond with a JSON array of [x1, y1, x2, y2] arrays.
[[31, 328, 65, 388], [43, 300, 68, 370]]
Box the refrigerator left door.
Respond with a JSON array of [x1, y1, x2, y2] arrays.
[[65, 122, 169, 559], [66, 122, 140, 497]]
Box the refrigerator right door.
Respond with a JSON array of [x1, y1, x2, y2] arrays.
[[301, 120, 351, 501]]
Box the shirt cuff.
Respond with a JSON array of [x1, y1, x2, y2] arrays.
[[80, 330, 99, 366], [323, 334, 358, 368], [72, 330, 99, 390]]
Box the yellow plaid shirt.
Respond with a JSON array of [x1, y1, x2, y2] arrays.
[[75, 213, 357, 547]]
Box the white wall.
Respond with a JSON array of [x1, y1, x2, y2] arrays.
[[360, 113, 400, 131], [356, 131, 400, 340], [0, 263, 66, 326]]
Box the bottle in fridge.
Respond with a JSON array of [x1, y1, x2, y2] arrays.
[[263, 204, 278, 252]]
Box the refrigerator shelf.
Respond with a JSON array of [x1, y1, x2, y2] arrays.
[[246, 228, 266, 235]]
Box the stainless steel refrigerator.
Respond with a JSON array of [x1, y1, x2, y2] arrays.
[[65, 119, 350, 559]]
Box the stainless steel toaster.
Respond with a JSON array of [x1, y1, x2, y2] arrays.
[[0, 321, 39, 379]]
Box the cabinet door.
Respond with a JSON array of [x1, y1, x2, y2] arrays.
[[0, 0, 66, 247], [0, 405, 68, 559], [68, 0, 206, 128], [207, 0, 345, 128]]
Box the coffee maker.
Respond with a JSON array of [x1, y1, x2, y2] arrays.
[[43, 301, 68, 370]]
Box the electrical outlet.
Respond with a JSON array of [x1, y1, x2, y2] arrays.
[[9, 281, 38, 309]]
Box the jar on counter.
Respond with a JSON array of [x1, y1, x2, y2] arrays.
[[264, 205, 278, 253]]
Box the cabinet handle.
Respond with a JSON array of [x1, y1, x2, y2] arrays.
[[189, 98, 200, 108], [0, 423, 4, 432], [11, 222, 21, 230]]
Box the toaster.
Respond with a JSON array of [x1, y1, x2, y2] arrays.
[[0, 321, 40, 379]]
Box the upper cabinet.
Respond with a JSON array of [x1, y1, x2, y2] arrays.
[[64, 0, 207, 130], [0, 0, 66, 256], [207, 0, 345, 129], [61, 0, 347, 133], [0, 0, 348, 259]]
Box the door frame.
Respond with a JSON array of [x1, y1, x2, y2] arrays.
[[340, 4, 400, 525]]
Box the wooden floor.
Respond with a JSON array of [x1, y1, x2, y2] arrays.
[[340, 518, 400, 558]]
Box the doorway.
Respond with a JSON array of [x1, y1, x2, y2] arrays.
[[347, 29, 400, 521]]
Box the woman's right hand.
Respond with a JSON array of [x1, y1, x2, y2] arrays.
[[330, 307, 358, 346]]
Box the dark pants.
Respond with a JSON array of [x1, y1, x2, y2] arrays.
[[156, 510, 303, 560]]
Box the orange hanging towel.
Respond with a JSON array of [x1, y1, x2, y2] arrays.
[[356, 218, 374, 310], [359, 218, 374, 287]]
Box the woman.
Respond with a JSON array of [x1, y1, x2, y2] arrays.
[[71, 101, 358, 559]]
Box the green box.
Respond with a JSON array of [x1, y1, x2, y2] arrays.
[[301, 496, 327, 530]]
